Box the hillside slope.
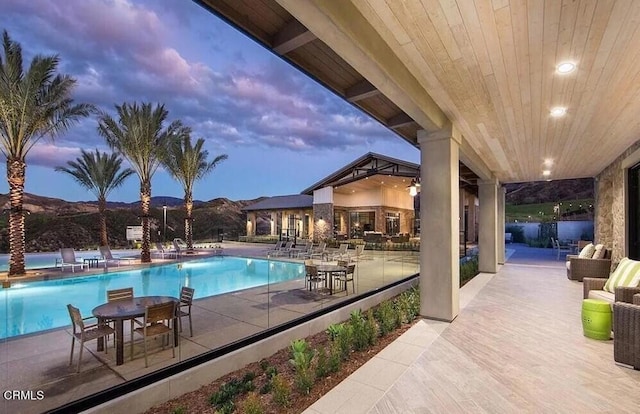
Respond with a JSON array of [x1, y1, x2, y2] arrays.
[[0, 193, 262, 253]]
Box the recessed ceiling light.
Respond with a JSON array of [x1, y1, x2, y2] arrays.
[[556, 62, 576, 74], [542, 170, 551, 176], [550, 107, 567, 117], [543, 158, 554, 167]]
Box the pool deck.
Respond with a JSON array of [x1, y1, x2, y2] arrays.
[[0, 241, 415, 413]]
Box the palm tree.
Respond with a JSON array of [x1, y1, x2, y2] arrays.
[[98, 102, 185, 263], [164, 134, 228, 249], [55, 149, 134, 247], [0, 31, 94, 276]]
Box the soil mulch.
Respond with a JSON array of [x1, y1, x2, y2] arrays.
[[145, 320, 416, 414]]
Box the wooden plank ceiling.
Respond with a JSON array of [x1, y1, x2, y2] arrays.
[[190, 1, 640, 184]]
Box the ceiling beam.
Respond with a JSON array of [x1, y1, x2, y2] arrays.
[[345, 79, 380, 102], [276, 0, 448, 135], [387, 112, 415, 129], [272, 19, 316, 55]]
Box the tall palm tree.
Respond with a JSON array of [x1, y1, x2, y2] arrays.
[[55, 149, 134, 247], [0, 31, 94, 276], [165, 134, 228, 249], [98, 102, 185, 263]]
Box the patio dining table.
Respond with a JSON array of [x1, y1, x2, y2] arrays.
[[316, 264, 346, 295], [92, 295, 179, 365]]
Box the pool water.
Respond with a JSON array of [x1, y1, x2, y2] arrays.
[[0, 256, 304, 340]]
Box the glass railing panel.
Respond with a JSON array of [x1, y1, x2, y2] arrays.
[[0, 239, 422, 413]]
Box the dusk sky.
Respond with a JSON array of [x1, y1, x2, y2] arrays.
[[0, 0, 418, 203]]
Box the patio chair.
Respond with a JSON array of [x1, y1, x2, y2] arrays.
[[59, 248, 88, 272], [296, 242, 315, 259], [107, 287, 143, 350], [329, 243, 350, 261], [310, 242, 327, 261], [99, 245, 136, 267], [336, 260, 356, 295], [566, 245, 611, 281], [177, 286, 195, 337], [305, 264, 324, 291], [67, 304, 115, 373], [552, 238, 572, 260], [351, 244, 366, 261], [583, 258, 640, 331], [132, 301, 178, 368], [171, 240, 184, 258], [613, 294, 640, 369]]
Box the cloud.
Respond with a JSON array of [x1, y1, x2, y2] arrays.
[[0, 0, 398, 159], [25, 144, 86, 169]]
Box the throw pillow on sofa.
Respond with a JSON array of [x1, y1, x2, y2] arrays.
[[591, 244, 606, 260], [578, 243, 595, 258], [603, 257, 640, 293]]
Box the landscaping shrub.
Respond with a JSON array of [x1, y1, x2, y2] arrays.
[[504, 225, 525, 243], [289, 339, 315, 394], [376, 301, 397, 336], [349, 309, 370, 351], [396, 288, 420, 323], [326, 323, 343, 341], [328, 341, 342, 373], [209, 374, 255, 413], [460, 255, 479, 286], [315, 346, 331, 379], [171, 407, 186, 414], [270, 373, 291, 408], [334, 323, 353, 360], [366, 309, 378, 345], [239, 392, 264, 414]]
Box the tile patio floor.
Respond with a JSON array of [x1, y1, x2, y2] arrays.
[[304, 244, 640, 414]]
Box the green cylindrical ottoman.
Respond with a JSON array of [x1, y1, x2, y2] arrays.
[[582, 299, 612, 340]]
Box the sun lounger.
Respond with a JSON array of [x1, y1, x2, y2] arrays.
[[329, 243, 350, 261], [152, 242, 177, 259], [271, 241, 293, 257], [265, 241, 285, 255], [58, 248, 88, 272], [99, 246, 136, 267]]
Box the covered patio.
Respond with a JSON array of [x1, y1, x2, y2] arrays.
[[305, 244, 640, 414]]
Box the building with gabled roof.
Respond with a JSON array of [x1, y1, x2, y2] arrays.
[[243, 152, 478, 242]]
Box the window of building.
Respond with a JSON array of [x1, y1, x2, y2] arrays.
[[386, 212, 400, 235], [349, 211, 375, 238]]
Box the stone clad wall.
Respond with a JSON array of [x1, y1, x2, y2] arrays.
[[596, 140, 640, 263], [313, 203, 333, 241]]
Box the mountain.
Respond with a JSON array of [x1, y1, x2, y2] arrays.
[[505, 178, 595, 205], [0, 193, 262, 253]]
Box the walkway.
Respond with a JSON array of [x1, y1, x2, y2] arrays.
[[304, 243, 640, 414]]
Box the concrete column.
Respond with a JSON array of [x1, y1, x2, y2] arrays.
[[418, 128, 460, 322], [459, 189, 466, 243], [468, 198, 477, 242], [478, 179, 499, 273], [246, 212, 256, 236], [270, 212, 277, 236], [498, 186, 506, 264], [299, 209, 305, 238]]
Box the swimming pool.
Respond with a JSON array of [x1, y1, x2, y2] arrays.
[[0, 256, 304, 340]]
